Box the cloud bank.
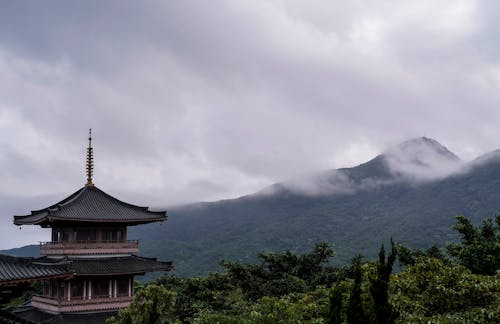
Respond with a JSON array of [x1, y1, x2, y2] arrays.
[[1, 1, 500, 247]]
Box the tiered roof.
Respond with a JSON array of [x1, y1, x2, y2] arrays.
[[0, 254, 73, 286], [13, 185, 166, 226], [36, 255, 172, 276]]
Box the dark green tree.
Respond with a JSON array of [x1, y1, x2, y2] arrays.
[[221, 243, 336, 300], [447, 215, 500, 275], [346, 255, 366, 324], [397, 244, 447, 267], [106, 284, 175, 324], [156, 273, 234, 322], [327, 284, 343, 324], [369, 240, 397, 324]]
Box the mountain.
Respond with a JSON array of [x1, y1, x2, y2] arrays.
[[126, 137, 500, 276], [268, 136, 461, 196], [0, 245, 39, 258], [5, 138, 500, 277]]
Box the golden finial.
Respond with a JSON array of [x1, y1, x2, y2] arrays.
[[86, 128, 94, 186]]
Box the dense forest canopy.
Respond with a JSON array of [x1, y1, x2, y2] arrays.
[[108, 215, 500, 323]]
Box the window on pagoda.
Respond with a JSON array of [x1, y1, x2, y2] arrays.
[[117, 278, 130, 296], [71, 280, 84, 299], [76, 229, 96, 242], [43, 280, 59, 298], [103, 228, 125, 242], [52, 229, 63, 242], [92, 278, 110, 298], [43, 280, 50, 296]]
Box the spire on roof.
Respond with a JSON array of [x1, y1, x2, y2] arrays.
[[86, 128, 94, 186]]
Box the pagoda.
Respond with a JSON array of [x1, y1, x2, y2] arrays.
[[12, 130, 172, 317]]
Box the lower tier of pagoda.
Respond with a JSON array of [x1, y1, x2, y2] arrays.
[[35, 275, 134, 313], [29, 255, 172, 314], [32, 294, 133, 313]]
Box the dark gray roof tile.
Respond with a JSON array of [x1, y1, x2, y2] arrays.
[[0, 255, 73, 285], [36, 255, 172, 276], [14, 186, 166, 226]]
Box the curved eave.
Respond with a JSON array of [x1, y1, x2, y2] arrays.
[[71, 259, 173, 276], [13, 213, 48, 226], [12, 185, 167, 226], [14, 215, 167, 226], [74, 268, 172, 276], [0, 273, 74, 286]]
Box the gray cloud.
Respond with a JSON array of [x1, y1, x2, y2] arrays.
[[271, 137, 465, 196], [1, 1, 500, 248], [382, 138, 463, 181]]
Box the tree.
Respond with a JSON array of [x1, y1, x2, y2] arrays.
[[391, 257, 500, 322], [326, 284, 343, 324], [346, 255, 367, 324], [221, 243, 336, 300], [369, 240, 397, 324], [397, 244, 447, 267], [106, 284, 175, 324], [447, 215, 500, 275]]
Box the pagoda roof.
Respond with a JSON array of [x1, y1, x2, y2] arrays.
[[36, 255, 173, 276], [0, 254, 73, 286], [13, 185, 166, 226]]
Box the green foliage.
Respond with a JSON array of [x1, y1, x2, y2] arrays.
[[194, 287, 330, 324], [397, 244, 447, 267], [408, 305, 500, 324], [391, 257, 500, 321], [369, 241, 397, 324], [221, 243, 338, 301], [346, 255, 367, 324], [112, 222, 500, 323], [156, 273, 235, 322], [447, 215, 500, 275], [326, 284, 342, 324], [106, 284, 176, 324], [153, 244, 339, 322], [0, 282, 42, 307]]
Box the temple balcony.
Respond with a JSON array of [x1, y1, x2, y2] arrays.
[[40, 240, 139, 256], [32, 294, 133, 313]]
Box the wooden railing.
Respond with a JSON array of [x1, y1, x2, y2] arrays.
[[32, 294, 133, 313], [39, 240, 139, 255]]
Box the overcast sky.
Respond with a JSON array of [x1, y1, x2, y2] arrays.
[[1, 1, 500, 248]]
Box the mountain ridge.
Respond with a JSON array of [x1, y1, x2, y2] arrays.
[[4, 138, 500, 277], [127, 137, 500, 276], [256, 136, 463, 199]]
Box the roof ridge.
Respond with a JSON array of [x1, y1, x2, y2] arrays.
[[28, 187, 86, 214], [57, 186, 89, 208], [91, 186, 155, 212]]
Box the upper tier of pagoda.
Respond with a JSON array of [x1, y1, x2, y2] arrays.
[[14, 129, 166, 227], [13, 185, 166, 227]]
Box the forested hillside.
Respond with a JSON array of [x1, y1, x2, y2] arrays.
[[131, 139, 500, 276], [109, 215, 500, 323]]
